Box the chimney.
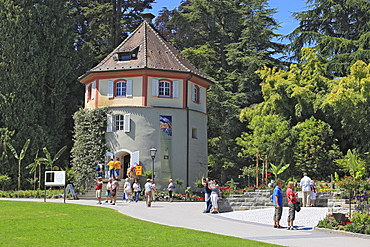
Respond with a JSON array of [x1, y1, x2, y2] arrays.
[[141, 13, 155, 24]]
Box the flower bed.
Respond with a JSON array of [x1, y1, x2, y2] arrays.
[[155, 191, 204, 202], [0, 190, 66, 199], [317, 211, 370, 235]]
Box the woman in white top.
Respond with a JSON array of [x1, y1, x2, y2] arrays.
[[208, 179, 220, 214], [310, 182, 317, 206], [132, 178, 141, 202], [123, 178, 132, 203], [167, 179, 175, 202]]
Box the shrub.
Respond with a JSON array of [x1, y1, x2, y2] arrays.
[[344, 211, 370, 234]]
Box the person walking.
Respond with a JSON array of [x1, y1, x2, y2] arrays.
[[208, 179, 220, 214], [114, 157, 121, 180], [105, 178, 113, 203], [110, 177, 119, 205], [202, 177, 212, 213], [95, 177, 103, 204], [286, 181, 298, 230], [310, 181, 317, 206], [96, 162, 104, 178], [123, 178, 132, 203], [300, 173, 313, 207], [167, 179, 175, 202], [132, 178, 141, 202], [144, 179, 153, 207], [151, 179, 157, 203], [108, 158, 115, 178], [272, 180, 283, 228]]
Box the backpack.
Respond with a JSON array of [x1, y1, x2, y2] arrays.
[[270, 194, 274, 203]]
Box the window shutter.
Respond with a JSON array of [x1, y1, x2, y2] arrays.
[[85, 85, 89, 103], [124, 114, 131, 132], [131, 151, 140, 168], [107, 80, 114, 98], [91, 82, 96, 100], [126, 79, 133, 97], [106, 114, 113, 132], [173, 80, 179, 98], [199, 87, 203, 104], [152, 78, 159, 96]]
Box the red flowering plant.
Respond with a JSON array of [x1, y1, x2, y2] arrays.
[[218, 185, 231, 196]]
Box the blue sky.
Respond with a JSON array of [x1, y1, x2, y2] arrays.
[[150, 0, 307, 35]]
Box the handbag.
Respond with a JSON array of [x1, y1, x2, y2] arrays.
[[295, 201, 301, 212]]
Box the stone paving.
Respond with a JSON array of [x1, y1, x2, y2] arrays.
[[220, 206, 329, 228]]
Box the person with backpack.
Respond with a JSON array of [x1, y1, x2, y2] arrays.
[[272, 180, 283, 228], [286, 181, 298, 230]]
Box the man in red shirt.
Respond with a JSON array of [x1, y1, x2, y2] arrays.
[[95, 177, 103, 204]]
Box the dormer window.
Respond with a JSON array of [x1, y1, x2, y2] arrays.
[[119, 53, 131, 61], [116, 47, 139, 62]]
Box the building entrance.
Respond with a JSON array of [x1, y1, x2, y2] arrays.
[[119, 153, 131, 179]]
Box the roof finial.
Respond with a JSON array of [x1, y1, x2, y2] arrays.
[[141, 13, 155, 24]]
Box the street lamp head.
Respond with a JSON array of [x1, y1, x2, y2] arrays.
[[150, 146, 157, 159]]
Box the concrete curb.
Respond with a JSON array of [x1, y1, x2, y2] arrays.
[[314, 227, 370, 240]]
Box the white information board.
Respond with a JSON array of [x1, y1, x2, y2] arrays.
[[45, 171, 66, 186]]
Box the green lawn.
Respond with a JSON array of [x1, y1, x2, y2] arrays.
[[0, 201, 280, 247]]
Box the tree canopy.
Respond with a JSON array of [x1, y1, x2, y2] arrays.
[[288, 0, 370, 76], [157, 0, 284, 184]]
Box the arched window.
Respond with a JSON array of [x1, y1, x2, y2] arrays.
[[115, 80, 127, 97], [159, 80, 171, 97], [152, 79, 178, 98]]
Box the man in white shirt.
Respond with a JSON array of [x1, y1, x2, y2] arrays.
[[300, 173, 313, 207]]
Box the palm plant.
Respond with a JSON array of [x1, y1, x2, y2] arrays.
[[38, 146, 67, 171], [7, 139, 30, 190], [26, 150, 43, 190], [270, 163, 290, 180]]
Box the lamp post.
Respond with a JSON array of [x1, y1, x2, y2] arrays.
[[150, 147, 157, 180]]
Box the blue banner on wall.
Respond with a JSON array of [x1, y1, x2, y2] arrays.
[[160, 115, 172, 136]]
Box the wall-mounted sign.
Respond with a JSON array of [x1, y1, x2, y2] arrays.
[[136, 166, 142, 175]]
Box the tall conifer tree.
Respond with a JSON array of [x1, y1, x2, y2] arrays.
[[0, 0, 83, 189], [158, 0, 283, 184], [71, 0, 155, 63], [288, 0, 370, 76]]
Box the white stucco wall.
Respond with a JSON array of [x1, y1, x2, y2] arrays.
[[105, 107, 208, 190]]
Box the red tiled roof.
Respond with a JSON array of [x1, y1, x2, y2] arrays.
[[83, 20, 212, 83]]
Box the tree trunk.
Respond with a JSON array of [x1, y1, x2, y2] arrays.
[[256, 153, 259, 187]]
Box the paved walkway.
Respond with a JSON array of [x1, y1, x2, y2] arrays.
[[2, 198, 370, 247]]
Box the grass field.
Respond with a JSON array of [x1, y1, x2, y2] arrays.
[[0, 201, 280, 247]]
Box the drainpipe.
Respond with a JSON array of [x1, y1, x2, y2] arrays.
[[186, 74, 192, 188]]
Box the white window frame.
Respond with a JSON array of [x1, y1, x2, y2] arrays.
[[159, 80, 171, 97], [115, 115, 124, 131], [116, 81, 127, 97]]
